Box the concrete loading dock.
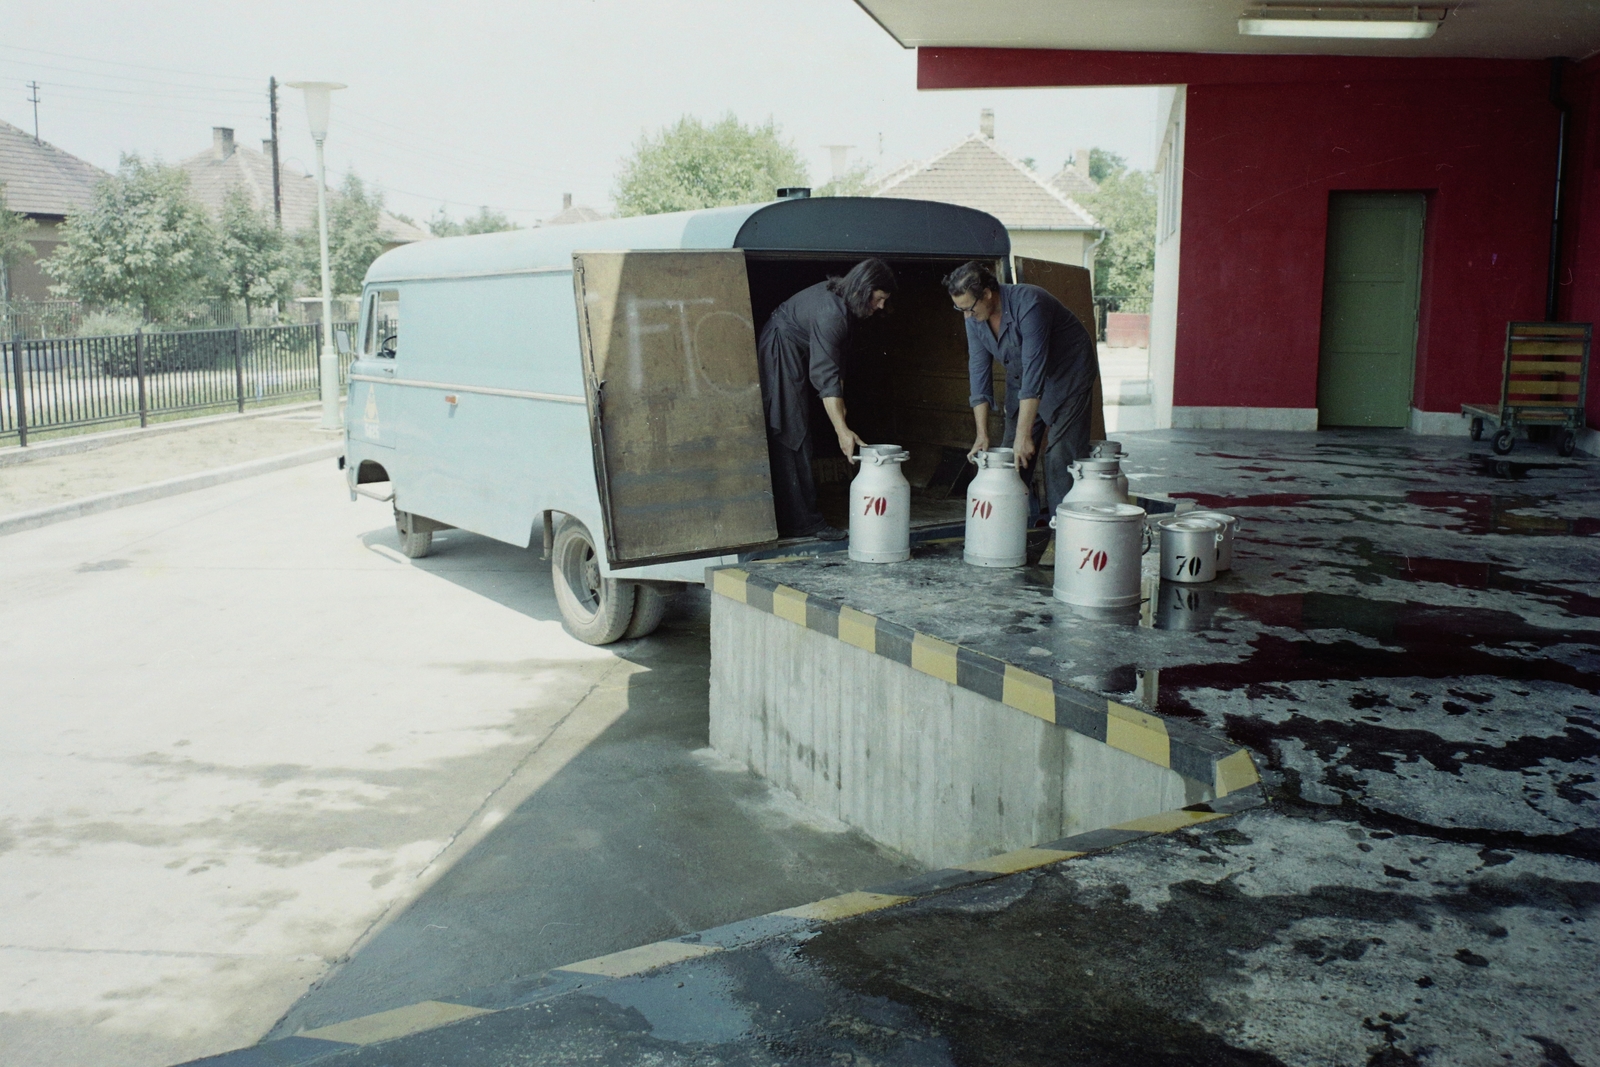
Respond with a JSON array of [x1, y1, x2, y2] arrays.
[[707, 431, 1598, 876]]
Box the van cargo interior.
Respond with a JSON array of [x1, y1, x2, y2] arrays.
[[744, 254, 1011, 531]]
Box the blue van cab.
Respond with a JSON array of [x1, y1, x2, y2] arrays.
[[343, 195, 1095, 644]]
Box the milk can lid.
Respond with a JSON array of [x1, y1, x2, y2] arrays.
[[1156, 514, 1225, 531], [1059, 502, 1146, 521]]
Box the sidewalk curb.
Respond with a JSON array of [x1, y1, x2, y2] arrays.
[[0, 401, 324, 468], [0, 443, 343, 537], [180, 788, 1266, 1066]]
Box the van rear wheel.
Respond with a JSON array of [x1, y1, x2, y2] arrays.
[[552, 519, 636, 645], [623, 584, 674, 640]]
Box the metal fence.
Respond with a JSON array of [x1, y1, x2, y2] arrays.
[[1, 322, 357, 445]]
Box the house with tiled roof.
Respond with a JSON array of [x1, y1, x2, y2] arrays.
[[874, 112, 1104, 270], [543, 193, 609, 227], [0, 118, 110, 301], [1048, 151, 1100, 199], [178, 127, 430, 251]]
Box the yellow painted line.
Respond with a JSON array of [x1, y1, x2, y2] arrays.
[[711, 568, 749, 603], [771, 584, 808, 625], [1002, 665, 1056, 723], [1106, 700, 1171, 768], [1213, 748, 1260, 796], [777, 891, 910, 921], [559, 939, 722, 978], [300, 1001, 492, 1045], [837, 605, 877, 653], [911, 632, 959, 684], [1113, 809, 1229, 835], [955, 847, 1082, 874]]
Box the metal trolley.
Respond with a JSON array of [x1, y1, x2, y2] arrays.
[[1462, 321, 1590, 456]]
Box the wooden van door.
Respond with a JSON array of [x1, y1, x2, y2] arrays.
[[1013, 256, 1106, 442], [572, 250, 777, 566]]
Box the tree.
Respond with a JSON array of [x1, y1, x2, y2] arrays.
[[41, 155, 215, 322], [428, 205, 517, 237], [214, 189, 296, 323], [0, 184, 37, 307], [299, 171, 389, 297], [816, 161, 877, 198], [1080, 151, 1156, 314], [1088, 147, 1127, 184], [613, 114, 808, 216]]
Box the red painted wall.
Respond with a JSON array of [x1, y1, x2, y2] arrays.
[[1556, 55, 1600, 425], [922, 50, 1583, 423]]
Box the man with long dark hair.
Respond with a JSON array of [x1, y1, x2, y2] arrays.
[[944, 260, 1098, 522], [758, 258, 896, 539]]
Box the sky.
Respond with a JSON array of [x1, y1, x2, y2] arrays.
[[0, 0, 1161, 228]]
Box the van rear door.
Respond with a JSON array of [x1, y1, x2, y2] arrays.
[[1013, 256, 1106, 443], [573, 250, 778, 566]]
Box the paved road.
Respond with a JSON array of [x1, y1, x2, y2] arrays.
[[0, 461, 915, 1067]]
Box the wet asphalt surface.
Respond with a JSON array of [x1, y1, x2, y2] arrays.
[[189, 430, 1599, 1066]]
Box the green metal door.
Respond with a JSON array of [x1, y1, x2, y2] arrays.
[[1316, 192, 1425, 427]]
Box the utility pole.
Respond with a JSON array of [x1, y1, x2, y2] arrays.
[[268, 77, 283, 228], [27, 82, 41, 143]]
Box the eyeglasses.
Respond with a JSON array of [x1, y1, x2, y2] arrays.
[[952, 297, 983, 317]]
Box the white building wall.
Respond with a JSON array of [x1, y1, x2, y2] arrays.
[[1149, 86, 1186, 431]]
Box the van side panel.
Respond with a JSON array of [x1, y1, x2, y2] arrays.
[[392, 271, 605, 548]]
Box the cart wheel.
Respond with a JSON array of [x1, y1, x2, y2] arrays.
[[1469, 417, 1484, 441], [1491, 428, 1515, 455], [1560, 430, 1578, 458]]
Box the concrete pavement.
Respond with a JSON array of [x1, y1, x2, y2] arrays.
[[0, 460, 915, 1067]]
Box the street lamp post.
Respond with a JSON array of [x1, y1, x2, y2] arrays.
[[286, 81, 348, 430]]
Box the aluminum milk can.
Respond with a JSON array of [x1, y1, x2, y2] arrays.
[[1051, 502, 1149, 608], [964, 448, 1029, 568], [1156, 514, 1225, 583], [1185, 510, 1241, 571], [849, 444, 911, 563], [1090, 441, 1132, 502], [1063, 457, 1127, 507]]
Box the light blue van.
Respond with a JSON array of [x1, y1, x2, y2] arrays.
[[342, 195, 1085, 644]]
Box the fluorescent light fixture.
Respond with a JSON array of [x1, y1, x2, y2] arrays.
[[1239, 5, 1446, 39]]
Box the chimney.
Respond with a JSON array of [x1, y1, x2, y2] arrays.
[[212, 127, 235, 160], [562, 193, 572, 211], [1075, 147, 1092, 179], [979, 109, 995, 140], [262, 139, 273, 154]]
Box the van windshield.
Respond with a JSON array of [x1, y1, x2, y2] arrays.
[[362, 290, 401, 357]]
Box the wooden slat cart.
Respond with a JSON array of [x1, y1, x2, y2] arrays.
[[1462, 321, 1590, 456]]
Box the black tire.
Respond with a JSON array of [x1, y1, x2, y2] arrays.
[[1469, 417, 1484, 441], [552, 518, 636, 645], [1491, 428, 1515, 455], [1560, 430, 1578, 457], [395, 510, 432, 559], [623, 583, 674, 640]]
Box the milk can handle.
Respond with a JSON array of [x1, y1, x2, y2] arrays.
[[1141, 526, 1153, 555]]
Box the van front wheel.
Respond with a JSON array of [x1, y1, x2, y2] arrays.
[[552, 519, 636, 645]]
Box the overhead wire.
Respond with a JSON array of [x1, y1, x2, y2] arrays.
[[0, 43, 258, 83]]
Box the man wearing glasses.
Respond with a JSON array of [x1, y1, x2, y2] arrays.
[[944, 260, 1099, 525]]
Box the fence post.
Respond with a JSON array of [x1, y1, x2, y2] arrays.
[[234, 326, 245, 413], [135, 329, 148, 428], [9, 339, 26, 447]]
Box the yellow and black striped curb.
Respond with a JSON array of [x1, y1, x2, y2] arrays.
[[181, 788, 1263, 1067], [708, 566, 1260, 799]]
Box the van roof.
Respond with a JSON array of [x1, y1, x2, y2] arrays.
[[363, 197, 1010, 285]]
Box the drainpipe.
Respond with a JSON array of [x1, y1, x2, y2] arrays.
[[1546, 57, 1569, 323]]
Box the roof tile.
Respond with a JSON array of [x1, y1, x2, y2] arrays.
[[875, 135, 1101, 231]]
